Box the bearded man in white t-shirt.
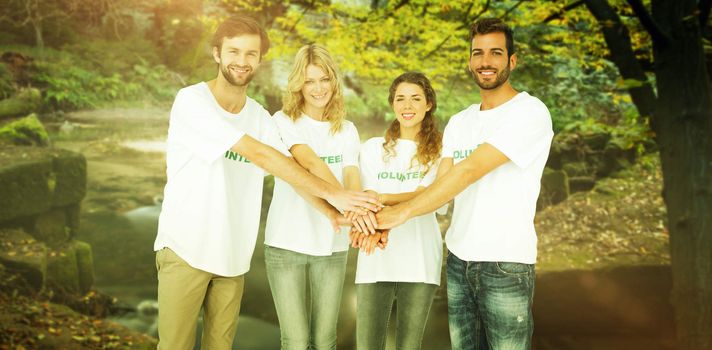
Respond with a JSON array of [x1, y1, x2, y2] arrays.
[[377, 18, 554, 349], [153, 15, 380, 350]]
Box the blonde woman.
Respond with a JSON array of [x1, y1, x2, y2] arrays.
[[264, 44, 369, 349]]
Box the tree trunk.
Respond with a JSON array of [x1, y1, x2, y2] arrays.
[[584, 0, 657, 125], [651, 1, 712, 349], [31, 19, 44, 53]]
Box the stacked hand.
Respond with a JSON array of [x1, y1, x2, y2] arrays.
[[349, 228, 389, 255], [342, 190, 393, 255]]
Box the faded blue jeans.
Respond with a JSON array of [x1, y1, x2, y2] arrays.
[[356, 282, 438, 350], [446, 252, 535, 350], [265, 245, 348, 350]]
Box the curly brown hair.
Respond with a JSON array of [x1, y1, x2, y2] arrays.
[[383, 72, 442, 174]]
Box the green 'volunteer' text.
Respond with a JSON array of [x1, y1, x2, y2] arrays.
[[453, 144, 481, 160], [225, 150, 251, 163], [320, 155, 343, 164], [377, 171, 423, 182]]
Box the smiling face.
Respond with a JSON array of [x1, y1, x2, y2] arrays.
[[301, 64, 334, 117], [392, 82, 431, 131], [469, 32, 517, 90], [213, 34, 262, 87]]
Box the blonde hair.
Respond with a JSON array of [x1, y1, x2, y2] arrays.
[[282, 44, 345, 134]]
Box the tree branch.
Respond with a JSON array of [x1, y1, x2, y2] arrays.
[[472, 0, 491, 21], [543, 0, 585, 23], [626, 0, 671, 46], [393, 0, 410, 12], [456, 0, 490, 30], [584, 0, 658, 124], [700, 0, 711, 30], [422, 34, 452, 59], [500, 0, 527, 20]]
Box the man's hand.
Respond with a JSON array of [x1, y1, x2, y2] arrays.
[[326, 190, 382, 213], [328, 210, 352, 233], [376, 204, 410, 230], [344, 209, 378, 234]]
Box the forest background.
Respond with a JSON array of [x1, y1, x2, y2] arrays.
[[0, 0, 710, 349]]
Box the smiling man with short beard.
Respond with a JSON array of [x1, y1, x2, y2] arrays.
[[376, 18, 554, 350], [153, 15, 380, 350]]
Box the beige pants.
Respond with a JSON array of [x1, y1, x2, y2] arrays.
[[156, 248, 245, 350]]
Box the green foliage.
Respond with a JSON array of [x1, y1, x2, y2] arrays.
[[0, 113, 49, 146], [0, 64, 14, 99], [0, 42, 181, 110]]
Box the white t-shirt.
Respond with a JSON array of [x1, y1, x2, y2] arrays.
[[154, 82, 289, 277], [264, 111, 360, 255], [442, 92, 553, 264], [355, 137, 443, 285]]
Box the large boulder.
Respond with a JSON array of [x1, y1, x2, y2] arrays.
[[73, 240, 94, 294], [562, 161, 592, 178], [569, 176, 596, 193], [0, 147, 86, 223], [29, 207, 71, 247], [0, 88, 41, 120], [538, 168, 569, 210], [46, 241, 80, 293], [0, 228, 47, 291]]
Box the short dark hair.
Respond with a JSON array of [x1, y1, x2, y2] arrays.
[[469, 18, 515, 57], [211, 15, 270, 57]]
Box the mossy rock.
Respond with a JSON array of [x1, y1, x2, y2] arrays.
[[0, 113, 49, 146], [51, 149, 87, 207], [0, 63, 13, 99], [562, 161, 593, 178], [538, 168, 569, 210], [65, 203, 81, 234], [0, 88, 41, 120], [0, 147, 86, 222], [0, 227, 47, 291], [581, 131, 611, 151], [46, 242, 80, 293], [569, 176, 596, 193], [30, 207, 71, 247], [72, 240, 94, 294], [0, 150, 54, 222]]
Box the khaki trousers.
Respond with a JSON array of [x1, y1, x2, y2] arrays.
[[156, 248, 245, 350]]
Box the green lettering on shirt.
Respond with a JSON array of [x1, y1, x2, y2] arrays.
[[453, 144, 482, 160], [377, 171, 424, 182], [319, 154, 343, 164], [224, 150, 251, 163]]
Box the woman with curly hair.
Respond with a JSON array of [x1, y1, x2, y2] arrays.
[[352, 71, 444, 350]]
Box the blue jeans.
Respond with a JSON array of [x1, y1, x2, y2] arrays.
[[265, 245, 348, 350], [446, 252, 535, 350], [356, 282, 438, 350]]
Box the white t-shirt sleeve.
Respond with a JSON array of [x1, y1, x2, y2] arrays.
[[342, 122, 361, 167], [484, 101, 553, 169], [170, 89, 245, 163], [261, 112, 291, 157], [273, 112, 307, 149], [359, 139, 380, 192], [441, 114, 459, 159], [418, 158, 440, 188]]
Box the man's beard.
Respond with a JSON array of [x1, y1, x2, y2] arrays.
[[220, 63, 254, 87], [473, 62, 511, 90]]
